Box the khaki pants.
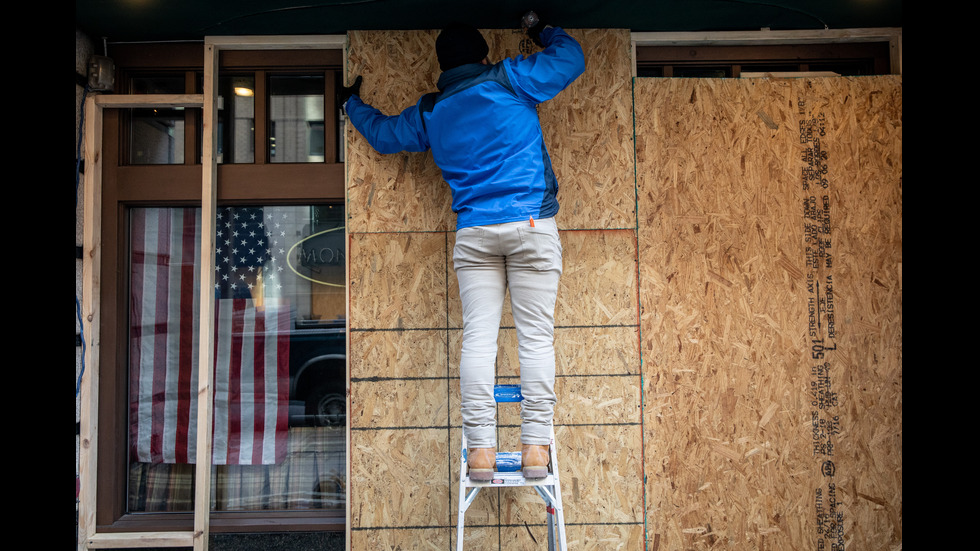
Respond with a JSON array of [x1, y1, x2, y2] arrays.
[[453, 216, 562, 448]]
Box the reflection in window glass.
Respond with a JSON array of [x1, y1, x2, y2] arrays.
[[269, 75, 325, 163], [636, 66, 664, 78], [126, 205, 346, 513], [673, 66, 730, 78], [217, 75, 256, 163], [129, 76, 186, 165], [740, 63, 798, 74]]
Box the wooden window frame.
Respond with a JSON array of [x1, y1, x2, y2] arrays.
[[79, 35, 348, 551], [631, 28, 903, 77]]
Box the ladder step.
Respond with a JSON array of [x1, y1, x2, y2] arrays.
[[463, 471, 556, 487]]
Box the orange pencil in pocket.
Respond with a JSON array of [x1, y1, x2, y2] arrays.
[[529, 216, 535, 227]]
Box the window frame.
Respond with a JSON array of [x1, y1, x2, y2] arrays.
[[632, 28, 902, 77], [80, 36, 349, 548]]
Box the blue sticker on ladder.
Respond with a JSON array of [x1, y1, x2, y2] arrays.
[[494, 384, 522, 402]]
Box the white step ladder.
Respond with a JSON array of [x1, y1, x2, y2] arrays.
[[456, 384, 567, 551]]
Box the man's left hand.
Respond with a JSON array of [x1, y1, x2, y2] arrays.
[[339, 75, 363, 108]]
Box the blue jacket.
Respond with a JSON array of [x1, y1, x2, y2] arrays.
[[346, 27, 585, 229]]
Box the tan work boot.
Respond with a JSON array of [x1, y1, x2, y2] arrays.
[[467, 448, 496, 481], [521, 444, 550, 479]]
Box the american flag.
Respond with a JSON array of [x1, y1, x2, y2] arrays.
[[129, 206, 291, 465]]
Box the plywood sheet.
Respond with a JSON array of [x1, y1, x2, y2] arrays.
[[636, 76, 902, 550], [536, 29, 636, 230], [446, 326, 641, 430], [799, 76, 903, 550], [348, 232, 448, 330], [447, 372, 640, 432], [452, 524, 498, 550], [351, 378, 449, 428], [349, 428, 450, 528], [345, 28, 645, 549], [351, 527, 451, 550], [349, 329, 448, 379], [500, 523, 645, 551]]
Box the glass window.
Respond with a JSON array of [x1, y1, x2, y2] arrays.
[[637, 66, 664, 78], [129, 76, 186, 165], [269, 75, 325, 163], [636, 42, 893, 79], [673, 65, 730, 78], [217, 75, 256, 164], [740, 63, 799, 74], [126, 204, 346, 513]]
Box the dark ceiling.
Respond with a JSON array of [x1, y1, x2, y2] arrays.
[[76, 0, 902, 44]]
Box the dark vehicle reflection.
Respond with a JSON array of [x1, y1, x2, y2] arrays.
[[288, 317, 346, 428]]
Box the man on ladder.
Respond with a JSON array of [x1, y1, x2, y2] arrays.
[[343, 11, 584, 481]]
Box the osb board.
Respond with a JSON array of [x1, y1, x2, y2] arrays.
[[445, 229, 639, 329], [635, 76, 901, 550], [499, 523, 644, 550], [454, 522, 644, 551], [535, 29, 636, 230], [349, 329, 448, 379], [552, 325, 641, 376], [351, 378, 449, 428], [561, 523, 646, 550], [799, 77, 903, 549], [452, 525, 498, 550], [351, 527, 451, 550], [347, 231, 448, 330], [345, 28, 635, 233], [349, 428, 450, 528]]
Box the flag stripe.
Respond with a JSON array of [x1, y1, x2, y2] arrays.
[[274, 304, 290, 463], [212, 297, 231, 465], [276, 306, 290, 462], [175, 207, 198, 464], [153, 207, 173, 463], [252, 309, 267, 466]]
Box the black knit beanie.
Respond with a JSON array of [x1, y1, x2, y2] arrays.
[[436, 23, 489, 71]]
